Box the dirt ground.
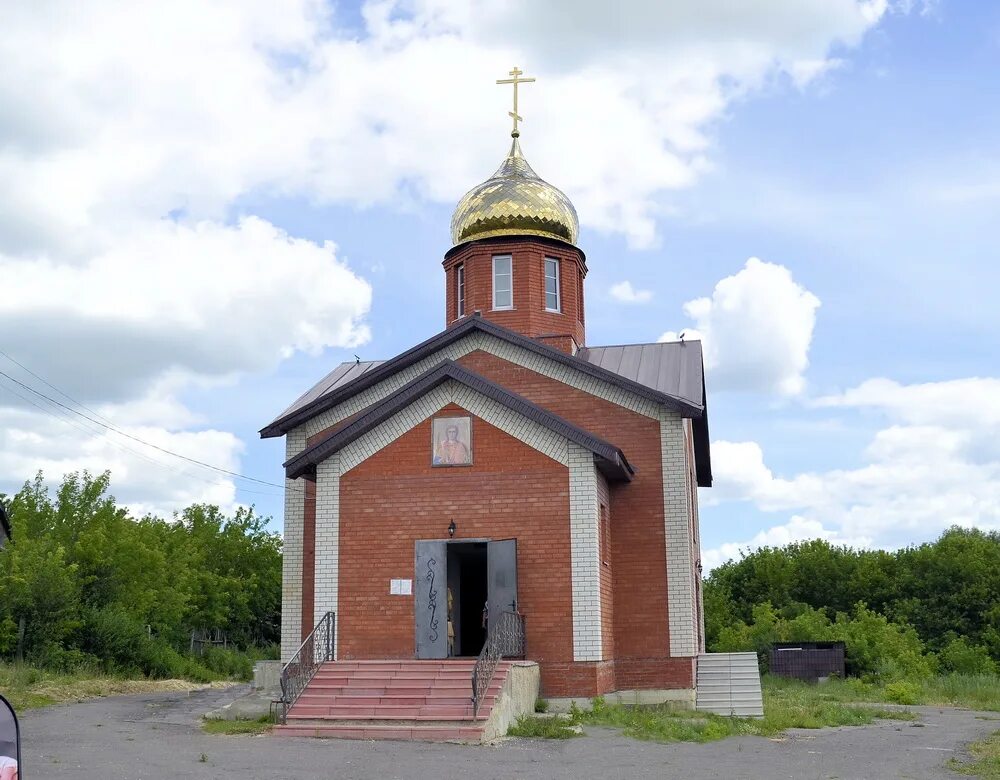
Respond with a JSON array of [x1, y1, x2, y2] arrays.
[[18, 684, 1000, 779]]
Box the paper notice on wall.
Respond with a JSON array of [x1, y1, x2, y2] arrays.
[[390, 579, 413, 596]]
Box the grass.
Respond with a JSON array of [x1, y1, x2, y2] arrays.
[[0, 662, 233, 712], [508, 676, 922, 744], [949, 730, 1000, 778], [763, 673, 1000, 712], [507, 714, 579, 739], [202, 715, 275, 736], [572, 689, 914, 744]]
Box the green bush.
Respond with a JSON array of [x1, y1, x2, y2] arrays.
[[939, 636, 998, 676], [76, 607, 152, 673], [836, 604, 935, 680], [0, 471, 281, 683], [884, 680, 920, 705]]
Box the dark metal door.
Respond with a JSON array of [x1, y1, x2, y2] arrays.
[[487, 538, 518, 633], [414, 540, 448, 659]]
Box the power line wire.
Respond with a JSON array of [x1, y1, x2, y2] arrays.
[[0, 366, 297, 495], [0, 376, 286, 498]]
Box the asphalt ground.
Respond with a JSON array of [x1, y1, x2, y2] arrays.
[[18, 684, 1000, 779]]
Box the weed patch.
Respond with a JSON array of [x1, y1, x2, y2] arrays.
[[0, 662, 232, 711], [202, 715, 274, 736], [509, 683, 916, 744], [507, 715, 579, 739], [949, 730, 1000, 778]]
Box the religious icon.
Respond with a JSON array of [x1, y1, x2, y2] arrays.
[[432, 416, 472, 466]]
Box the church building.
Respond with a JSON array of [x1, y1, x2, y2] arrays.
[[262, 70, 712, 704]]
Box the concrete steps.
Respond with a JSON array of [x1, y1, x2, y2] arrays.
[[274, 660, 513, 742]]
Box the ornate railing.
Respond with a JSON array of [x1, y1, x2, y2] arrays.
[[279, 611, 335, 723], [471, 610, 525, 717]]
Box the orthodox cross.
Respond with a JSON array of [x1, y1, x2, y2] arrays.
[[496, 66, 535, 138]]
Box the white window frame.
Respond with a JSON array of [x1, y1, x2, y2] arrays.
[[544, 257, 561, 313], [492, 255, 513, 311], [456, 263, 466, 318]]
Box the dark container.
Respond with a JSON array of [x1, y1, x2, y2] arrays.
[[771, 641, 846, 681]]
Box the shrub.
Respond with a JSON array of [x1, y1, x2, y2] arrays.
[[884, 681, 919, 705], [938, 637, 999, 676], [835, 604, 934, 680]]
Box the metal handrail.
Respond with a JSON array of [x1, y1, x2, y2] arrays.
[[279, 611, 335, 723], [471, 610, 524, 717]]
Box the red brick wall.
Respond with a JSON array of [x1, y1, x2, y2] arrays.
[[301, 478, 316, 641], [337, 403, 583, 694], [454, 350, 695, 691], [443, 238, 586, 352], [598, 498, 615, 663]]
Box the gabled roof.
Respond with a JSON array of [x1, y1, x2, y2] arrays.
[[580, 340, 712, 488], [578, 341, 703, 404], [283, 360, 635, 483], [273, 360, 386, 423], [261, 316, 704, 439]]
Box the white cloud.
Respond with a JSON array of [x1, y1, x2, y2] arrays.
[[0, 217, 371, 403], [660, 258, 820, 395], [0, 397, 245, 519], [704, 376, 1000, 567], [815, 377, 1000, 429], [0, 1, 906, 508], [609, 281, 654, 304], [701, 516, 873, 572], [0, 1, 898, 251], [0, 214, 370, 509]]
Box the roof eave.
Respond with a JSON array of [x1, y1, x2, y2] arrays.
[[283, 360, 637, 484], [261, 316, 703, 439]]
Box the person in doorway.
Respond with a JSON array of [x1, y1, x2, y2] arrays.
[[0, 755, 16, 780], [447, 587, 455, 656]]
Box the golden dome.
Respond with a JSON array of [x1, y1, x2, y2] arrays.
[[451, 138, 579, 247]]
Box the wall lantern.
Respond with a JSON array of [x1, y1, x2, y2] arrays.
[[448, 520, 456, 538]]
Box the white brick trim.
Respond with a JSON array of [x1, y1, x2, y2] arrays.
[[340, 379, 569, 473], [280, 428, 306, 662], [569, 444, 603, 662], [314, 455, 341, 658], [661, 409, 697, 656], [298, 331, 659, 440]]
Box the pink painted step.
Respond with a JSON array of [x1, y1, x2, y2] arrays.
[[276, 659, 514, 743], [273, 723, 485, 742]]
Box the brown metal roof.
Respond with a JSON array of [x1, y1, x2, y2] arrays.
[[263, 317, 712, 487], [262, 317, 703, 438], [273, 359, 386, 422], [577, 340, 704, 407]]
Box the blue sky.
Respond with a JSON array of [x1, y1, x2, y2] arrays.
[[1, 1, 997, 567]]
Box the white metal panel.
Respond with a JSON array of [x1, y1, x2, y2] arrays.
[[696, 652, 763, 717]]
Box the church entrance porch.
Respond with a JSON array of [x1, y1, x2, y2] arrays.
[[414, 539, 518, 660]]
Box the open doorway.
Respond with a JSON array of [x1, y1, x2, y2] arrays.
[[446, 542, 488, 657]]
